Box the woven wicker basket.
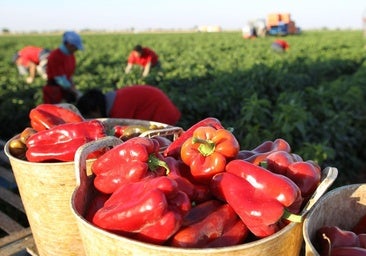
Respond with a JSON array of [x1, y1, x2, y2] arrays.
[[71, 136, 338, 256], [5, 118, 180, 256]]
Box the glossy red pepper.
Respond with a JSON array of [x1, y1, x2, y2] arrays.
[[25, 120, 106, 162], [29, 103, 84, 131], [237, 138, 291, 165], [286, 161, 321, 198], [211, 172, 286, 237], [135, 190, 190, 244], [92, 137, 168, 194], [165, 156, 196, 200], [93, 176, 191, 245], [316, 226, 361, 255], [226, 159, 302, 208], [163, 117, 224, 157], [180, 126, 240, 183], [170, 201, 248, 248], [265, 150, 296, 175], [166, 156, 213, 203], [264, 151, 321, 198]]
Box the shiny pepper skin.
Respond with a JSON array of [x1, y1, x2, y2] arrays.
[[92, 137, 168, 194], [180, 126, 240, 183]]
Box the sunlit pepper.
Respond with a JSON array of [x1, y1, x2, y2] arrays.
[[29, 103, 84, 131], [163, 117, 224, 157], [180, 126, 240, 183], [93, 176, 191, 245], [25, 120, 106, 162], [91, 137, 169, 194], [211, 160, 303, 238]]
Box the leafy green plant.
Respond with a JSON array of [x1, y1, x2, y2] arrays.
[[0, 30, 365, 186]]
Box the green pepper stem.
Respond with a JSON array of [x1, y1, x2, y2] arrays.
[[282, 209, 303, 223], [192, 137, 215, 156], [148, 154, 170, 174]]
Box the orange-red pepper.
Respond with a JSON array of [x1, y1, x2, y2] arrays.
[[163, 117, 224, 157], [180, 126, 240, 183]]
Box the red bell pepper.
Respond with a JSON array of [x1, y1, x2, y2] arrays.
[[93, 176, 191, 245], [353, 214, 366, 234], [29, 103, 84, 131], [170, 201, 248, 248], [264, 150, 321, 198], [84, 192, 110, 223], [25, 120, 106, 162], [211, 160, 303, 238], [226, 159, 302, 208], [135, 190, 190, 244], [211, 172, 284, 237], [92, 137, 169, 194], [237, 138, 291, 165], [163, 117, 224, 157], [165, 156, 196, 200], [205, 219, 248, 248], [180, 126, 240, 183], [316, 226, 361, 256], [265, 150, 296, 175], [286, 161, 321, 198]]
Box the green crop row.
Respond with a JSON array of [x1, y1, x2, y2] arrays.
[[0, 30, 365, 186]]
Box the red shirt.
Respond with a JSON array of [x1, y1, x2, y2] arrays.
[[274, 39, 290, 50], [18, 46, 42, 66], [127, 48, 158, 67], [109, 85, 181, 125], [46, 48, 76, 83]]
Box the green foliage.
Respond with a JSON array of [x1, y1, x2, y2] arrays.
[[0, 30, 365, 186]]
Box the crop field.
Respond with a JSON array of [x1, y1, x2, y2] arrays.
[[0, 30, 365, 186]]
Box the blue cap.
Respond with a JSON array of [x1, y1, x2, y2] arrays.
[[63, 31, 84, 50]]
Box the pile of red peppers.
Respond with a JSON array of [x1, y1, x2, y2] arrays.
[[23, 104, 107, 162], [86, 117, 323, 248], [12, 106, 324, 248], [315, 214, 366, 256]]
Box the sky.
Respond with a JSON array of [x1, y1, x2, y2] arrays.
[[1, 0, 366, 32]]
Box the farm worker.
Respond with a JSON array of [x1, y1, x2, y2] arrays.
[[124, 45, 160, 77], [12, 46, 50, 84], [76, 85, 181, 125], [42, 31, 84, 104], [271, 39, 290, 52]]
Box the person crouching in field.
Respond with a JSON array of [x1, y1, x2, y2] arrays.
[[124, 45, 161, 77], [76, 85, 181, 126], [271, 39, 290, 53], [13, 46, 50, 84], [42, 31, 83, 104]]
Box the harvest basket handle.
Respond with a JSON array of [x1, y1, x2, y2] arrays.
[[139, 126, 183, 141], [74, 136, 122, 187], [300, 166, 338, 218]]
